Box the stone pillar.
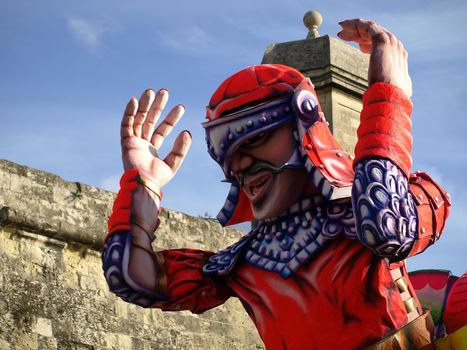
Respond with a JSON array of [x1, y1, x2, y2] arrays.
[[262, 11, 369, 154]]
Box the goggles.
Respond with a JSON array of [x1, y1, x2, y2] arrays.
[[203, 96, 295, 181]]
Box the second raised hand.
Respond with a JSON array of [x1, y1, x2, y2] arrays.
[[120, 88, 192, 188], [337, 19, 412, 98]]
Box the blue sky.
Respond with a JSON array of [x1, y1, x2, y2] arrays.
[[1, 0, 466, 275]]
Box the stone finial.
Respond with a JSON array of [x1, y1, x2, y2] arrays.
[[303, 10, 323, 39]]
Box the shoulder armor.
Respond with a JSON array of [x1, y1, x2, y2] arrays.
[[409, 172, 451, 256], [202, 230, 256, 276]]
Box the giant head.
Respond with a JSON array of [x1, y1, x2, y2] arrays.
[[203, 64, 354, 226]]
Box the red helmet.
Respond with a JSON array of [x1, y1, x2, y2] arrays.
[[203, 64, 354, 226]]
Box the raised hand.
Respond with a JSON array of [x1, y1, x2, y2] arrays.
[[120, 88, 192, 188], [337, 19, 412, 97]]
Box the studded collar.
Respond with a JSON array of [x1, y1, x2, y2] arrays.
[[203, 196, 356, 278]]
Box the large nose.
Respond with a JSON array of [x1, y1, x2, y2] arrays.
[[230, 149, 254, 175]]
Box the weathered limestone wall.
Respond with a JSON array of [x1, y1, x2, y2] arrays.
[[0, 159, 263, 350]]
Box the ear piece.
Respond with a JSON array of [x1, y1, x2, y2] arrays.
[[292, 90, 320, 128]]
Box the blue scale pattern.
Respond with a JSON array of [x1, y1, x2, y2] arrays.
[[352, 158, 418, 260]]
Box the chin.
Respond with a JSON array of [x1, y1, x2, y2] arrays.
[[251, 209, 272, 221], [250, 169, 309, 220], [250, 191, 290, 220]]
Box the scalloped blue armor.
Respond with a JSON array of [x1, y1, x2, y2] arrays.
[[352, 158, 418, 260]]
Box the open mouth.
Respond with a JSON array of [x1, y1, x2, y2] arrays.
[[245, 173, 272, 200]]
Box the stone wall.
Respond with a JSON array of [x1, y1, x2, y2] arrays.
[[0, 159, 263, 350]]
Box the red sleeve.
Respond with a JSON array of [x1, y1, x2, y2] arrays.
[[151, 248, 234, 314], [354, 83, 413, 178], [408, 172, 451, 257]]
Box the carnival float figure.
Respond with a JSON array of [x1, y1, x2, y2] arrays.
[[102, 19, 466, 349]]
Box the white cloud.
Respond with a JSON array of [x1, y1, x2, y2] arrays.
[[157, 25, 211, 55], [67, 17, 117, 53], [156, 25, 256, 61]]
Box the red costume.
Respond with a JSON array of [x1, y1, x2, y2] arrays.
[[104, 65, 463, 349], [146, 175, 449, 349]]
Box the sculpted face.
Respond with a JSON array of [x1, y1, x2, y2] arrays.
[[230, 124, 311, 219]]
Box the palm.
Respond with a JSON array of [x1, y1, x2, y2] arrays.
[[122, 136, 170, 183], [120, 88, 191, 188]]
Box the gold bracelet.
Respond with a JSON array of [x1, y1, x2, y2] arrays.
[[136, 174, 162, 201]]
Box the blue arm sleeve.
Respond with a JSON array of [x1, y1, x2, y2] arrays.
[[102, 231, 168, 307]]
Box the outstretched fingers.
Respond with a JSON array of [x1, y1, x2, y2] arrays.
[[133, 89, 155, 138], [142, 89, 169, 141], [150, 104, 185, 149], [121, 97, 138, 140], [164, 131, 192, 174]]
